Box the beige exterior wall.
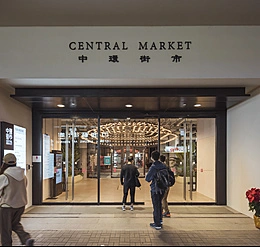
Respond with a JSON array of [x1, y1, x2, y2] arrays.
[[0, 84, 32, 208]]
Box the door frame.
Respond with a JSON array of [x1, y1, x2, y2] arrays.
[[32, 110, 226, 205]]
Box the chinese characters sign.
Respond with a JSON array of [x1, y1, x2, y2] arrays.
[[1, 122, 14, 150], [1, 26, 260, 79], [69, 40, 192, 64]]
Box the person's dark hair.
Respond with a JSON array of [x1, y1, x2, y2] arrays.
[[128, 156, 133, 162], [151, 150, 160, 161], [159, 155, 166, 163], [0, 163, 14, 175]]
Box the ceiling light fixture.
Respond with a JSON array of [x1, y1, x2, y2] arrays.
[[125, 104, 133, 108], [70, 98, 77, 108], [57, 104, 65, 108], [194, 103, 201, 107], [79, 120, 178, 147]]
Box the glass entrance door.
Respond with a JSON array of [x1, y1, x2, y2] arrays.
[[160, 118, 216, 203], [180, 119, 197, 201], [42, 117, 216, 204], [42, 117, 158, 204], [99, 118, 158, 203]]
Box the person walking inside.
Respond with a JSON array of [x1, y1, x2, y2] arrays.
[[145, 150, 167, 230], [160, 154, 171, 218], [0, 153, 34, 246], [120, 156, 140, 211]]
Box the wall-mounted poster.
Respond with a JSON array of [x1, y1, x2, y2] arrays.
[[12, 125, 26, 170], [43, 134, 54, 179], [1, 122, 26, 174], [55, 153, 62, 184], [104, 156, 111, 166]]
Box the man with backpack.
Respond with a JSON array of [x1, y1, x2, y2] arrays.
[[160, 155, 174, 218], [145, 150, 168, 230]]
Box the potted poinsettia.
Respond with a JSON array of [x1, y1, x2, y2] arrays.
[[246, 187, 260, 229]]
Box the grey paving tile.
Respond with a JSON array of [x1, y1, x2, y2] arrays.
[[7, 206, 260, 246]]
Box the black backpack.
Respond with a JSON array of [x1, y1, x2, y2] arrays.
[[155, 168, 175, 191]]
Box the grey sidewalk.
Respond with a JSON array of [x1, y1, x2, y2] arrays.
[[11, 205, 260, 246]]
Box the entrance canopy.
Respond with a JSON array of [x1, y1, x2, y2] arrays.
[[12, 87, 249, 114]]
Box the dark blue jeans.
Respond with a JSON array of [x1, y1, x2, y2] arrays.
[[151, 191, 165, 227]]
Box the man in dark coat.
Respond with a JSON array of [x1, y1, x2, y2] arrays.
[[145, 150, 168, 230], [120, 156, 140, 211]]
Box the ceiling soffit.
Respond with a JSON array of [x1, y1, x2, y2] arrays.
[[11, 87, 250, 114]]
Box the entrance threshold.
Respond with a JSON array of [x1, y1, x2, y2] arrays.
[[42, 202, 145, 206]]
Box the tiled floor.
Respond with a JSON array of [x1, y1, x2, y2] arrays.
[[10, 205, 260, 246], [44, 177, 215, 204]]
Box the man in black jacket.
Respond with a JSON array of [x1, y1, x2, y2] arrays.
[[120, 156, 140, 211]]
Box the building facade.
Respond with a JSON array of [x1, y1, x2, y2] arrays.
[[0, 2, 260, 218]]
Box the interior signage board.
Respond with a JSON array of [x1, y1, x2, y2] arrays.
[[165, 146, 184, 153], [1, 122, 14, 150], [104, 156, 111, 166]]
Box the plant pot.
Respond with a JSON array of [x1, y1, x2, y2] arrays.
[[254, 214, 260, 229]]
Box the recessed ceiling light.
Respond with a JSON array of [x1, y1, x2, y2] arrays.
[[125, 104, 133, 108], [194, 103, 201, 107], [57, 104, 65, 108]]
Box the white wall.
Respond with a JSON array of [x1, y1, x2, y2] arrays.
[[227, 94, 260, 218], [197, 118, 216, 200], [0, 84, 32, 208]]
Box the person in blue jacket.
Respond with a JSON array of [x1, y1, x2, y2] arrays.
[[145, 150, 167, 230]]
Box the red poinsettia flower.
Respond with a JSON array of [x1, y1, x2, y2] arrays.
[[246, 188, 260, 217]]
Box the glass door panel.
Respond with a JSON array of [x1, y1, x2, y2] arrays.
[[42, 118, 98, 203], [160, 118, 216, 203], [99, 118, 157, 203]]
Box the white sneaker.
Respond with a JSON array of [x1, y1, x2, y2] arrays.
[[130, 206, 134, 211], [122, 205, 126, 211]]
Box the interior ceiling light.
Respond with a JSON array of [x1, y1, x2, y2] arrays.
[[125, 104, 133, 108], [194, 103, 201, 107], [57, 104, 65, 108], [70, 98, 77, 107], [79, 120, 178, 147]]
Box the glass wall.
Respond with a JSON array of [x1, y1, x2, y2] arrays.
[[160, 118, 216, 202], [42, 117, 216, 204]]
